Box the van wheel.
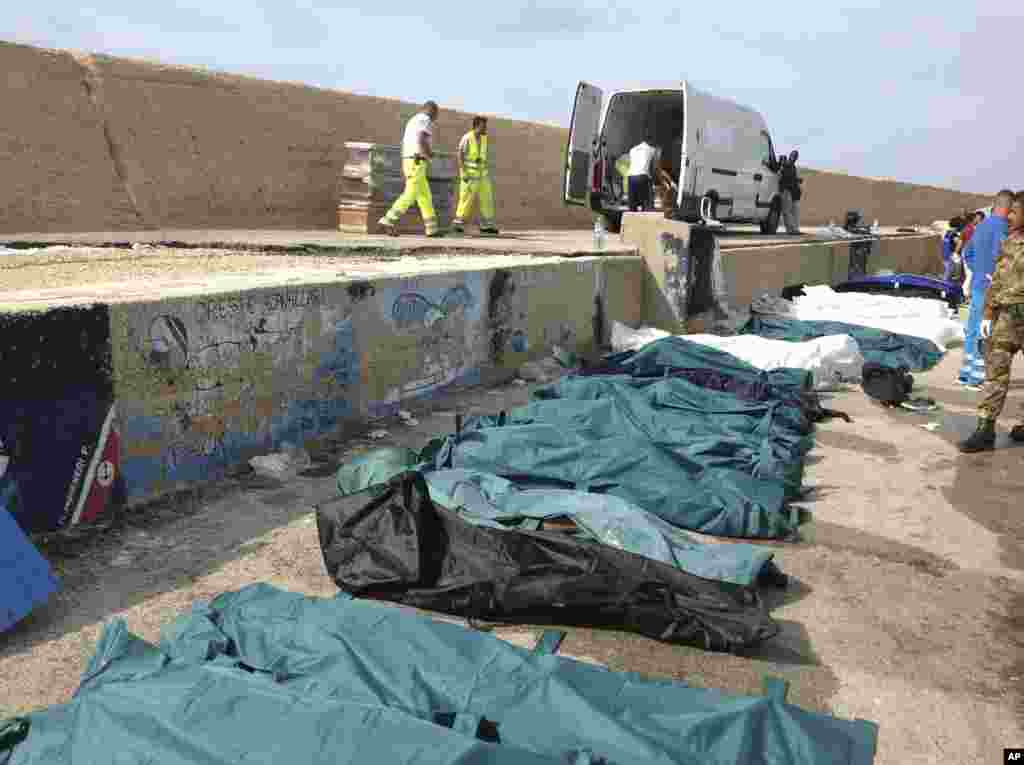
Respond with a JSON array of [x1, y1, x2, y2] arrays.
[[760, 200, 781, 234], [605, 212, 622, 234]]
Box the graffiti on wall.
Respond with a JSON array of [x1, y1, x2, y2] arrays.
[[487, 268, 571, 363], [0, 306, 124, 533], [488, 267, 587, 364], [658, 232, 691, 324], [115, 287, 357, 497], [369, 275, 485, 414]]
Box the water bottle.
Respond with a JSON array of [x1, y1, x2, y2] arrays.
[[593, 216, 606, 252]]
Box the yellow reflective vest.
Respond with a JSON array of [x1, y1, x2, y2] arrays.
[[461, 131, 489, 178]]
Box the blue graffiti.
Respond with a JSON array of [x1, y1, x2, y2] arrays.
[[509, 330, 529, 353], [391, 284, 478, 329], [440, 284, 475, 314], [366, 367, 482, 420], [315, 319, 359, 387], [121, 392, 355, 500], [392, 294, 444, 328], [271, 398, 353, 448], [120, 422, 260, 497]]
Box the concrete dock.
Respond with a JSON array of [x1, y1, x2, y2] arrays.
[[5, 220, 1009, 765]]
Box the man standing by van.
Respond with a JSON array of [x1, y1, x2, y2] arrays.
[[379, 101, 443, 237], [626, 134, 674, 212], [779, 150, 803, 234], [452, 116, 498, 236]]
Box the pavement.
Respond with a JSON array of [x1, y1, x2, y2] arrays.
[[0, 224, 936, 310], [0, 223, 925, 255], [1, 350, 1020, 765], [0, 244, 628, 309], [0, 229, 638, 256]]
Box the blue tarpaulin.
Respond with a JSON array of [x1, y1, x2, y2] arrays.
[[0, 508, 59, 634], [2, 583, 879, 764], [426, 369, 812, 539], [833, 273, 964, 309]]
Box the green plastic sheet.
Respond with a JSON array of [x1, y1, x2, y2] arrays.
[[3, 584, 878, 764]]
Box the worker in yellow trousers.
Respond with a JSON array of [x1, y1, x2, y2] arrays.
[[379, 100, 443, 237], [451, 116, 499, 236]]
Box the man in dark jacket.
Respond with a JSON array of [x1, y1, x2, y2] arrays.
[[779, 150, 802, 234]]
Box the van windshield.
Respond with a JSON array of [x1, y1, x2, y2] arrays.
[[601, 90, 684, 202]]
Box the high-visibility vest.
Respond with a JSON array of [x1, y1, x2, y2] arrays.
[[462, 131, 489, 177]]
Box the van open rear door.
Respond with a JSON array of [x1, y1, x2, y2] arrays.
[[564, 82, 603, 206]]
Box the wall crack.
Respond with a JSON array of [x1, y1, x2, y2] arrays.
[[72, 53, 151, 228]]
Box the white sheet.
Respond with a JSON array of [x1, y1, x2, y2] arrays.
[[755, 284, 964, 350], [610, 321, 865, 390]]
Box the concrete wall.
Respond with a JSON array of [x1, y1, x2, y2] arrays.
[[0, 40, 591, 233], [620, 213, 946, 333], [717, 235, 943, 310], [798, 169, 992, 229], [1, 256, 643, 532], [0, 43, 141, 230], [0, 40, 994, 233]]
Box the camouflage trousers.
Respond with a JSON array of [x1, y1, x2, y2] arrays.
[[978, 304, 1024, 421]]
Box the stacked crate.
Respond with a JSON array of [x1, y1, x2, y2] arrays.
[[337, 142, 457, 234]]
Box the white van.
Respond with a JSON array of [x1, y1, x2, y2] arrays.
[[564, 81, 783, 233]]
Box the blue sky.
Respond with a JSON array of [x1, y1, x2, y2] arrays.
[[9, 1, 1020, 193]]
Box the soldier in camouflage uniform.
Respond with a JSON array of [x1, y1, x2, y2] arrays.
[[960, 192, 1024, 452]]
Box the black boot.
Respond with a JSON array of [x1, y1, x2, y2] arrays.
[[1010, 424, 1024, 443], [959, 418, 996, 453]]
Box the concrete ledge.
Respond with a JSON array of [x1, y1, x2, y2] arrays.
[[620, 213, 944, 328], [0, 254, 643, 533], [0, 222, 945, 535]]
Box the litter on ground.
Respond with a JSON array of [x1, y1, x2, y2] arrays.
[[248, 442, 312, 481], [398, 410, 420, 426]]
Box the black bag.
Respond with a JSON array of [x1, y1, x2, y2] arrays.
[[860, 362, 913, 406], [316, 471, 779, 653]]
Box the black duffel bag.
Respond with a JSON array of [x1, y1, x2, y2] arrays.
[[860, 361, 913, 406]]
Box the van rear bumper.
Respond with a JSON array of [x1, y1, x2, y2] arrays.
[[594, 193, 702, 223]]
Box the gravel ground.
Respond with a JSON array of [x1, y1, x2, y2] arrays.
[[1, 353, 1021, 764]]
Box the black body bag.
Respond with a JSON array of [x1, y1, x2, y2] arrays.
[[316, 471, 779, 654]]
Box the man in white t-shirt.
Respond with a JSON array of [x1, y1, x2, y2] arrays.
[[379, 101, 443, 236], [626, 134, 673, 212]]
